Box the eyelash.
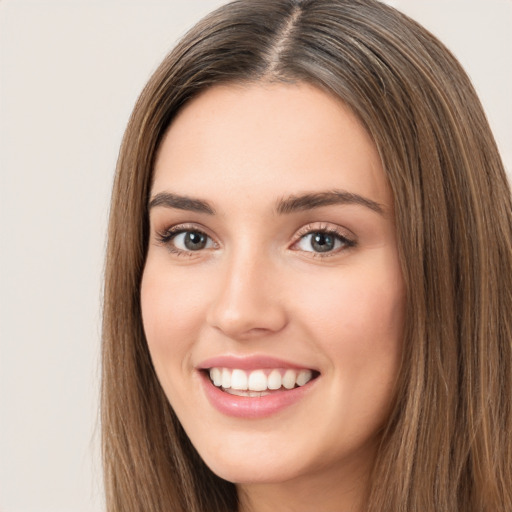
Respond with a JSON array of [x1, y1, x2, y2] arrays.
[[291, 223, 356, 257], [155, 224, 215, 257], [155, 223, 356, 258]]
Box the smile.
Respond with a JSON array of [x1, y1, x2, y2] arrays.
[[208, 367, 315, 396], [198, 360, 319, 418]]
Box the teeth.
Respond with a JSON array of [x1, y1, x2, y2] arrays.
[[267, 369, 282, 390], [221, 368, 231, 389], [248, 370, 267, 391], [208, 367, 314, 392], [297, 369, 312, 386], [282, 369, 296, 389], [210, 367, 222, 387], [231, 369, 248, 390], [225, 389, 270, 397]]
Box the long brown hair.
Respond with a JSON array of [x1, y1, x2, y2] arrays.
[[102, 1, 512, 510]]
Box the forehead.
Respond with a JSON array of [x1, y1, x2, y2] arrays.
[[152, 82, 392, 211]]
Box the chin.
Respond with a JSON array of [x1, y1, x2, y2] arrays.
[[208, 460, 299, 485], [195, 439, 307, 484]]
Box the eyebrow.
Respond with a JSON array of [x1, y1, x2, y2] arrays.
[[276, 190, 385, 215], [148, 192, 215, 214], [148, 189, 384, 216]]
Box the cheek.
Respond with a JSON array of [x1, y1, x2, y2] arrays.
[[140, 264, 207, 367], [303, 263, 405, 428], [293, 260, 405, 364]]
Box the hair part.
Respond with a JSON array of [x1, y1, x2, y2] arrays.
[[102, 1, 512, 510]]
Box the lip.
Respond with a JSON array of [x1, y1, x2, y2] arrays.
[[197, 354, 317, 371], [197, 355, 319, 419]]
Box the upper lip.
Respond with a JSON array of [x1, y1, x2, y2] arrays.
[[197, 355, 318, 372]]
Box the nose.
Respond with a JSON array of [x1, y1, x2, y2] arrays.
[[206, 250, 288, 340]]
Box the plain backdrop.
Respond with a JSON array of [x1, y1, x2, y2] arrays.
[[0, 1, 510, 511]]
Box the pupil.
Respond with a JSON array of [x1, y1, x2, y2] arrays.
[[311, 232, 334, 252], [185, 232, 207, 250]]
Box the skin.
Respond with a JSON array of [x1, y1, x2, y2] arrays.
[[141, 83, 405, 512]]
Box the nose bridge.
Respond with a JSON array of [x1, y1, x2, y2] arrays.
[[206, 239, 287, 339]]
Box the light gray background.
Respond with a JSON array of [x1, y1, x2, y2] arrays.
[[0, 1, 510, 511]]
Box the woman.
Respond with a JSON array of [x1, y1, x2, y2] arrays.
[[101, 0, 512, 511]]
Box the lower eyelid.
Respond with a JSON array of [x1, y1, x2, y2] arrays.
[[294, 226, 353, 241], [156, 224, 209, 240]]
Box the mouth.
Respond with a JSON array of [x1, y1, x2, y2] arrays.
[[205, 367, 319, 397], [197, 355, 320, 418]]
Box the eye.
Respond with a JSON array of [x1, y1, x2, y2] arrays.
[[292, 226, 355, 255], [156, 227, 216, 254], [172, 231, 213, 251]]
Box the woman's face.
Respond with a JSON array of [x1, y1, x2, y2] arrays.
[[141, 83, 405, 490]]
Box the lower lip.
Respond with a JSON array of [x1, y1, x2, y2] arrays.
[[199, 371, 317, 419]]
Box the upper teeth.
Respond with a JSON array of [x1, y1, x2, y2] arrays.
[[209, 368, 313, 391]]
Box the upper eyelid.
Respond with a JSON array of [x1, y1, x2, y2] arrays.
[[292, 222, 355, 240], [157, 222, 215, 238]]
